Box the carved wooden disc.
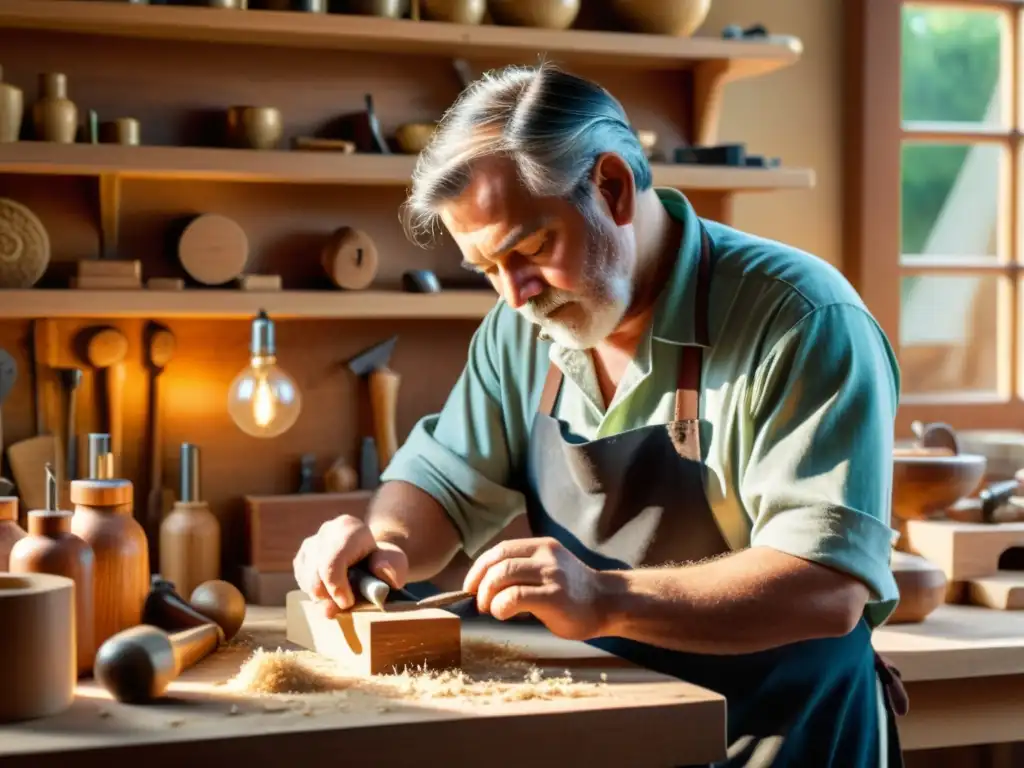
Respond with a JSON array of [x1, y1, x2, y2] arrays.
[[178, 214, 249, 286], [0, 197, 51, 289], [321, 226, 379, 290]]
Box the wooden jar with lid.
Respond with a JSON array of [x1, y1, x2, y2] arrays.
[[10, 509, 96, 675], [160, 443, 220, 598], [0, 496, 26, 569], [70, 476, 149, 650]]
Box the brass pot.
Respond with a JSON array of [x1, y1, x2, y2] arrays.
[[610, 0, 712, 37], [225, 106, 283, 150], [421, 0, 485, 24], [487, 0, 579, 30]]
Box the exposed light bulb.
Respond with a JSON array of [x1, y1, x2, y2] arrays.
[[227, 309, 302, 438]]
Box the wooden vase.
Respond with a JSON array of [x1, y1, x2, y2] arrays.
[[159, 501, 221, 600], [0, 497, 26, 570], [9, 510, 96, 675], [32, 73, 77, 144], [0, 65, 23, 143], [888, 551, 948, 624], [69, 478, 149, 650]]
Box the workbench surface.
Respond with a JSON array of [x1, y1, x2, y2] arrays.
[[0, 607, 726, 768]]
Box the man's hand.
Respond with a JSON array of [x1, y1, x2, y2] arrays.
[[463, 537, 611, 641], [292, 515, 409, 618]]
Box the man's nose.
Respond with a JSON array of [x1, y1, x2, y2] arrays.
[[499, 266, 543, 310]]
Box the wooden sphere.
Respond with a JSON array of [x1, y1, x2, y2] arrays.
[[85, 327, 128, 369], [190, 580, 246, 641]]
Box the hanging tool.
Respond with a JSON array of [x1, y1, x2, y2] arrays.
[[347, 336, 400, 472], [84, 327, 128, 471], [144, 323, 176, 547], [0, 348, 16, 496]]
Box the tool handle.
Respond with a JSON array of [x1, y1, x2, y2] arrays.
[[170, 623, 221, 674], [107, 362, 125, 469], [348, 560, 392, 608], [368, 368, 400, 471]]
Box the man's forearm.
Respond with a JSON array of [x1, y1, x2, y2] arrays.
[[596, 546, 870, 655], [365, 480, 463, 583]]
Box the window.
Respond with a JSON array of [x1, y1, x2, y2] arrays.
[[846, 0, 1024, 433]]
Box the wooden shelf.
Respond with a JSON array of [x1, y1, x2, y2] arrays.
[[0, 143, 815, 192], [0, 289, 498, 319], [0, 0, 802, 74]]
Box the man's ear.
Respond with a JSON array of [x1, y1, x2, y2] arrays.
[[590, 152, 636, 227]]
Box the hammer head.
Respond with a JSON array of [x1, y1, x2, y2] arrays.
[[347, 335, 397, 377]]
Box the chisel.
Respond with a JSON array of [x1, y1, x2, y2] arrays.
[[347, 560, 473, 611]]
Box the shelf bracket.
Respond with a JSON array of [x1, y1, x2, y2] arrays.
[[691, 61, 733, 147], [97, 172, 121, 260]]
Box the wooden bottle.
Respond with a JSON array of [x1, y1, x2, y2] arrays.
[[159, 443, 220, 598], [70, 475, 149, 650], [32, 72, 77, 144], [0, 65, 23, 143], [0, 496, 26, 569], [8, 466, 96, 675]]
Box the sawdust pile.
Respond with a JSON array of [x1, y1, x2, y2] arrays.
[[223, 636, 608, 705]]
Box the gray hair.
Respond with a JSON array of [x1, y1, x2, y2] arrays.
[[400, 62, 653, 246]]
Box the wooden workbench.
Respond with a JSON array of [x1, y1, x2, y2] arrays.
[[0, 607, 726, 768], [873, 605, 1024, 757]]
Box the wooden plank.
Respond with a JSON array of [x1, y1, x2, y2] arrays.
[[0, 143, 816, 192], [0, 0, 802, 73], [286, 590, 461, 675], [245, 491, 372, 571], [0, 289, 498, 319], [873, 604, 1024, 682], [903, 519, 1024, 581], [0, 605, 728, 768]]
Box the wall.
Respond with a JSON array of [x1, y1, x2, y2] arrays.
[[702, 0, 843, 267]]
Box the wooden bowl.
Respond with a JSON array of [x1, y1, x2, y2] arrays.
[[610, 0, 711, 36], [225, 106, 282, 150], [887, 551, 948, 624], [422, 0, 485, 23], [891, 448, 987, 522], [487, 0, 580, 30], [394, 121, 437, 154]]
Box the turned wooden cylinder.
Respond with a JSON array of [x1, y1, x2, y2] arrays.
[[0, 496, 26, 569], [159, 501, 221, 599], [32, 72, 77, 144], [70, 478, 149, 650], [9, 510, 96, 675], [0, 572, 76, 722]]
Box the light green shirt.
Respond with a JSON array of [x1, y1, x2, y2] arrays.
[[382, 187, 902, 628]]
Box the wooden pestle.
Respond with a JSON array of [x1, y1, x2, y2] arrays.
[[85, 328, 128, 468], [93, 623, 221, 703]]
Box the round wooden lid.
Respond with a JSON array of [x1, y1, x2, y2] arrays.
[[321, 226, 379, 290], [69, 478, 133, 507], [0, 197, 51, 289], [178, 214, 249, 286], [0, 496, 17, 522]]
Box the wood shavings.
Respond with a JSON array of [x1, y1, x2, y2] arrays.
[[222, 636, 608, 708]]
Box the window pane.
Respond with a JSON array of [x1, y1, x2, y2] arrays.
[[900, 142, 1003, 258], [901, 5, 1004, 125], [899, 274, 1001, 396]]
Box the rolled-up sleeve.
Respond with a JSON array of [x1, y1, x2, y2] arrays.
[[380, 306, 526, 556], [740, 303, 901, 625]]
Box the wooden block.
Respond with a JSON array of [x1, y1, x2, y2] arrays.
[[904, 520, 1024, 581], [146, 277, 185, 290], [968, 572, 1024, 610], [239, 274, 283, 291], [76, 260, 142, 280], [70, 275, 142, 290], [240, 566, 297, 606], [245, 491, 371, 571], [285, 590, 461, 675]]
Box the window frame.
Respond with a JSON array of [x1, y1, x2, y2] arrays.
[[845, 0, 1024, 435]]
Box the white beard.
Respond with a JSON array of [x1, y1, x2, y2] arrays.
[[518, 225, 632, 350]]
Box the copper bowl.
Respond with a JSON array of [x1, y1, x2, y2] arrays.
[[891, 448, 987, 522]]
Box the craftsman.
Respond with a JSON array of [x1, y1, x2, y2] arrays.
[[294, 63, 904, 767]]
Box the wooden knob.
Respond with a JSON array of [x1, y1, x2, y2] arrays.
[[178, 214, 249, 286], [321, 226, 379, 290], [85, 327, 128, 370], [189, 579, 246, 641]]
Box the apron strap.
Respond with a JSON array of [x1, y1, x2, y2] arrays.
[[539, 222, 715, 421], [673, 225, 713, 422]]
